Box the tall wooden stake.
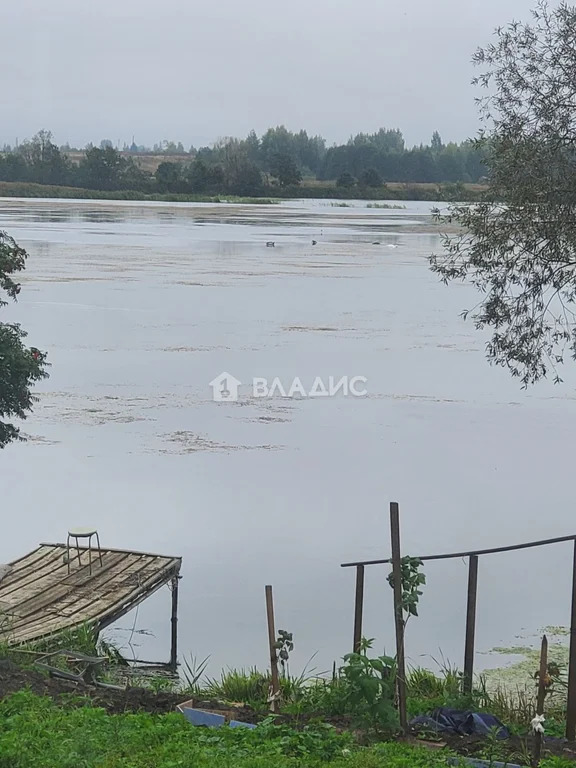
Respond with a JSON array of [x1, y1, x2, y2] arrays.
[[390, 501, 407, 732], [265, 585, 280, 712], [532, 635, 548, 768], [353, 565, 365, 653], [463, 555, 479, 694], [169, 575, 179, 672], [567, 541, 576, 741]]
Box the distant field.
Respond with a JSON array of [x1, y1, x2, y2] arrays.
[[66, 151, 191, 174]]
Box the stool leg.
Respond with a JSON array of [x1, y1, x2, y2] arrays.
[[75, 537, 82, 567], [95, 532, 103, 567], [88, 536, 92, 575], [66, 534, 71, 574]]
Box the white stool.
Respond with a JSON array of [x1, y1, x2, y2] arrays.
[[66, 528, 103, 574]]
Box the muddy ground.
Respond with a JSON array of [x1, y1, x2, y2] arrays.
[[0, 660, 183, 715]]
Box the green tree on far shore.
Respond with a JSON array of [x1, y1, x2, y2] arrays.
[[269, 153, 302, 187], [155, 162, 181, 192], [359, 168, 383, 187], [336, 172, 356, 189], [80, 146, 126, 190], [17, 130, 69, 186]]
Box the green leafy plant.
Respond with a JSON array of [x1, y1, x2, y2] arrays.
[[339, 638, 398, 732], [477, 725, 511, 768], [145, 676, 177, 694], [273, 630, 294, 678], [387, 556, 426, 619]]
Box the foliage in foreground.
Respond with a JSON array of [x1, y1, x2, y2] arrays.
[[431, 1, 576, 386], [0, 231, 49, 448], [0, 690, 573, 768], [0, 690, 455, 768]]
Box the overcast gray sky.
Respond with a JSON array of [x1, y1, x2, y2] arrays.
[[2, 0, 547, 149]]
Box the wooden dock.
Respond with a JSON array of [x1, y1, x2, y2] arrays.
[[0, 543, 181, 659]]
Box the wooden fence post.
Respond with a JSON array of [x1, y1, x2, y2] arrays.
[[463, 555, 479, 694], [169, 575, 179, 672], [532, 635, 548, 767], [390, 501, 408, 732], [566, 541, 576, 740], [353, 565, 365, 653], [265, 585, 280, 712]]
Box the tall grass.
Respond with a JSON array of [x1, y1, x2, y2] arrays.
[[197, 667, 302, 706], [181, 653, 211, 694], [405, 664, 471, 717]]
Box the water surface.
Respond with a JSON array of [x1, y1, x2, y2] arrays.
[[0, 197, 573, 677]]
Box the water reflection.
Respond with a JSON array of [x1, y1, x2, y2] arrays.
[[79, 211, 124, 224]]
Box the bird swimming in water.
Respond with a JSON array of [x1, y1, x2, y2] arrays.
[[266, 241, 275, 247], [312, 240, 317, 245]]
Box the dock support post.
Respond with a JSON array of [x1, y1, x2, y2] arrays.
[[353, 565, 365, 653], [169, 574, 179, 672], [463, 555, 479, 695]]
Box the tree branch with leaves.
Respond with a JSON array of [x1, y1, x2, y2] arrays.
[[431, 1, 576, 385], [0, 231, 48, 448]]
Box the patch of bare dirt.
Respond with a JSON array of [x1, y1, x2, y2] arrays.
[[0, 660, 182, 715]]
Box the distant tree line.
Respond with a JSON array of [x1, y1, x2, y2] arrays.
[[0, 127, 485, 196]]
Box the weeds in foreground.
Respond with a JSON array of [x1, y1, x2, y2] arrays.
[[198, 667, 300, 707], [20, 623, 103, 658], [406, 664, 473, 718], [0, 689, 571, 768], [181, 653, 211, 694], [475, 662, 569, 737], [281, 639, 398, 735], [338, 639, 397, 732]]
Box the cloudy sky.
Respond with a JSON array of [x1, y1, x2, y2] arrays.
[[2, 0, 546, 149]]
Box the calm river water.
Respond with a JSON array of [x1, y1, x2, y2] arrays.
[[0, 197, 573, 676]]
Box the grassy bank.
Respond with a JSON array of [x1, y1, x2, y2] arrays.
[[0, 690, 573, 768], [0, 180, 487, 204], [276, 180, 486, 202], [0, 691, 457, 768], [1, 632, 575, 767], [0, 182, 277, 205]]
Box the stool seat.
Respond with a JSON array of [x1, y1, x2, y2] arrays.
[[66, 528, 103, 574]]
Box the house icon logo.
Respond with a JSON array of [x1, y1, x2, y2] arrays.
[[209, 372, 242, 402]]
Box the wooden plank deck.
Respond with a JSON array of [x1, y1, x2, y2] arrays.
[[0, 543, 181, 645]]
